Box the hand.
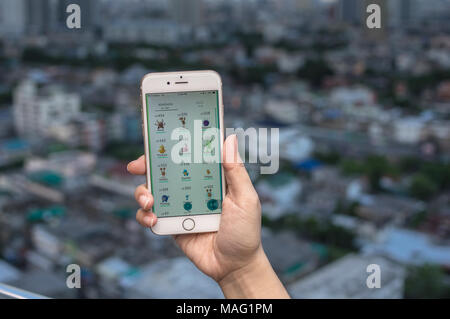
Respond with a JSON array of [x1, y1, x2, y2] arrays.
[[127, 135, 289, 298]]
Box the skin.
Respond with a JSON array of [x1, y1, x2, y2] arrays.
[[127, 134, 290, 299]]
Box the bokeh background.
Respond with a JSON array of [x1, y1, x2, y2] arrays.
[[0, 0, 449, 299]]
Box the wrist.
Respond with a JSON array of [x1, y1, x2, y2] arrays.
[[218, 247, 290, 299]]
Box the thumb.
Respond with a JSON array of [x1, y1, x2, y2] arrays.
[[222, 134, 255, 200]]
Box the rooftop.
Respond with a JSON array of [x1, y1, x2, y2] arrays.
[[363, 227, 450, 266], [288, 254, 405, 299]]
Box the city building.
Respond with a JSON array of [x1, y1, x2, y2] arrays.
[[8, 268, 75, 298], [0, 0, 27, 39], [0, 139, 30, 167], [288, 254, 406, 298], [0, 0, 449, 300], [171, 0, 204, 27], [24, 150, 97, 183], [96, 256, 134, 297], [25, 0, 54, 36], [256, 173, 303, 219], [338, 0, 364, 25], [262, 229, 322, 283], [104, 19, 180, 45], [363, 227, 450, 266], [278, 128, 314, 163], [264, 99, 301, 125], [388, 0, 416, 28], [357, 194, 426, 227], [124, 257, 223, 299], [50, 114, 107, 152], [393, 117, 425, 145], [56, 0, 99, 31], [13, 80, 81, 138], [0, 260, 21, 284], [0, 0, 98, 39], [0, 109, 13, 138]]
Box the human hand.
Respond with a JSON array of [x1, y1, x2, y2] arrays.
[[127, 134, 289, 298]]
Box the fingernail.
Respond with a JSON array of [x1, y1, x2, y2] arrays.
[[232, 135, 242, 163], [143, 215, 152, 227], [126, 162, 133, 172], [139, 195, 150, 210]]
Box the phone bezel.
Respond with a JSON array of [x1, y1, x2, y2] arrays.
[[140, 70, 225, 235]]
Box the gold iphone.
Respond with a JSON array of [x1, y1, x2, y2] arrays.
[[140, 71, 225, 235]]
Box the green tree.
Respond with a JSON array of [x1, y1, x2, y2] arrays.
[[313, 151, 341, 165], [104, 142, 142, 161], [339, 159, 365, 176], [263, 214, 356, 250], [404, 264, 450, 299], [398, 156, 422, 174], [420, 162, 450, 191], [297, 58, 334, 88], [407, 210, 428, 229], [0, 91, 12, 105], [364, 155, 395, 191], [409, 174, 438, 200]]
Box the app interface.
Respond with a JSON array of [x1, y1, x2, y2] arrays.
[[146, 91, 223, 218]]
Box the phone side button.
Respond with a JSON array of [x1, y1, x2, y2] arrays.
[[182, 218, 195, 231]]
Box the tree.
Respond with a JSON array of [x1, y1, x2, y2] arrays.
[[404, 264, 450, 299], [339, 159, 365, 176], [263, 214, 356, 251], [409, 174, 438, 200], [297, 58, 334, 88], [0, 91, 12, 105], [104, 142, 142, 161], [399, 156, 422, 174], [364, 155, 398, 192], [313, 151, 341, 165], [420, 162, 450, 191]]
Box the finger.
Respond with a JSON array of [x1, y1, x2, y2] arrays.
[[222, 134, 255, 199], [136, 209, 157, 228], [127, 155, 146, 175], [134, 184, 154, 211]]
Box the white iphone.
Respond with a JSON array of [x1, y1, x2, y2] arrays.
[[140, 71, 226, 235]]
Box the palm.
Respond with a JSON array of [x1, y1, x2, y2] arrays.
[[174, 193, 261, 282], [173, 232, 219, 279], [129, 135, 261, 283]]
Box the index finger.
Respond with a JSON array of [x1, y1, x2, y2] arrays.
[[127, 155, 146, 175]]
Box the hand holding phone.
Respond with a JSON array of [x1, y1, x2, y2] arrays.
[[129, 135, 289, 298], [131, 70, 290, 298]]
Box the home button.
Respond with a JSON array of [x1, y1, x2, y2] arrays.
[[182, 218, 195, 231]]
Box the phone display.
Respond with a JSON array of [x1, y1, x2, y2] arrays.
[[145, 90, 223, 218]]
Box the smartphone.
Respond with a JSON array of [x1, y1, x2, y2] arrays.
[[140, 71, 225, 235]]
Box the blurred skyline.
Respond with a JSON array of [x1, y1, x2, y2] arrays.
[[0, 0, 449, 299]]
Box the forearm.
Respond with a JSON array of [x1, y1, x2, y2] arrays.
[[218, 248, 291, 299]]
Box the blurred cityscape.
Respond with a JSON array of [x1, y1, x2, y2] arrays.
[[0, 0, 449, 299]]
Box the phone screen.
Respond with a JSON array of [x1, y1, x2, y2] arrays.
[[145, 90, 223, 218]]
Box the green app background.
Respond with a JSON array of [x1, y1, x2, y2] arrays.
[[146, 91, 223, 218]]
